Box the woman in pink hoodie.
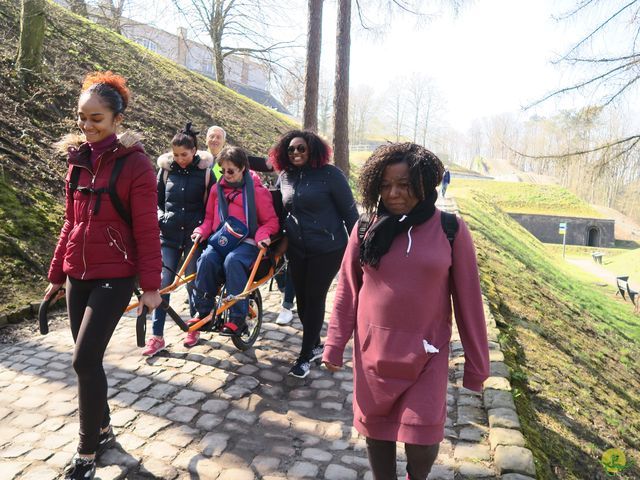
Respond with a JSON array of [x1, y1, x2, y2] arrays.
[[186, 146, 279, 346], [323, 143, 489, 480]]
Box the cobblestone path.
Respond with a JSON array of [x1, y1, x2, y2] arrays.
[[0, 199, 534, 479]]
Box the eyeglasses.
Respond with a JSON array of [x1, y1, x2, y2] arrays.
[[222, 168, 239, 175], [287, 145, 307, 155]]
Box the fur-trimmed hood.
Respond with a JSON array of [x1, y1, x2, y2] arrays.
[[157, 150, 214, 171], [54, 131, 144, 155]]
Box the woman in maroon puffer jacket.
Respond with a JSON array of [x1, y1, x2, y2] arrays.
[[44, 71, 162, 480]]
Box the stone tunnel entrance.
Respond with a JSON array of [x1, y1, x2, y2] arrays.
[[587, 227, 600, 247]]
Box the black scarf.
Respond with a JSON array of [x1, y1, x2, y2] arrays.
[[359, 189, 438, 268]]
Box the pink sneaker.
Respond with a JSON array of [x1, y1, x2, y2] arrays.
[[183, 319, 201, 347], [142, 336, 165, 356]]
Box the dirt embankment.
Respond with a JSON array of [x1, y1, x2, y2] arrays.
[[0, 0, 296, 315]]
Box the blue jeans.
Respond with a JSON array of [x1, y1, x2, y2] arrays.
[[152, 242, 201, 336], [192, 242, 259, 320], [275, 262, 295, 310]]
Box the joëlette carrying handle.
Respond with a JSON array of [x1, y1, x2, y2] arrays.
[[136, 306, 148, 347], [38, 287, 65, 335], [136, 299, 189, 347], [125, 240, 201, 314]]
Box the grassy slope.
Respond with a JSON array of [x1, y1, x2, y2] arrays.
[[455, 180, 605, 218], [451, 182, 640, 479], [0, 0, 296, 313], [606, 248, 640, 281]]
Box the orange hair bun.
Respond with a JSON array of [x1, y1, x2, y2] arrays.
[[81, 71, 130, 110]]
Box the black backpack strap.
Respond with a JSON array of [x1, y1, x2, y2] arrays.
[[357, 213, 372, 242], [68, 165, 81, 192], [108, 156, 132, 226], [440, 211, 458, 248]]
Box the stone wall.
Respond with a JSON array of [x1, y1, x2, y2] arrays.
[[509, 213, 615, 247]]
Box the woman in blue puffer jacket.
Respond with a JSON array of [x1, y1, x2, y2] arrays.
[[269, 130, 358, 378], [142, 123, 214, 356]]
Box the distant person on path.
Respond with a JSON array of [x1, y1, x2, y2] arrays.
[[441, 168, 450, 198], [186, 146, 279, 345], [269, 130, 358, 378], [44, 72, 162, 480], [142, 123, 214, 357], [323, 143, 489, 480]]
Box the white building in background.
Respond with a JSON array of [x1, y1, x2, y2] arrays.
[[54, 1, 290, 114]]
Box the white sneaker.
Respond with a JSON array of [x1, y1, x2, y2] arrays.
[[276, 307, 293, 325]]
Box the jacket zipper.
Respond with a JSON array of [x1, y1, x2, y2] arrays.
[[80, 151, 108, 279], [293, 169, 305, 250]]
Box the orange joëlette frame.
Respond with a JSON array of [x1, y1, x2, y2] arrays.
[[125, 241, 283, 332]]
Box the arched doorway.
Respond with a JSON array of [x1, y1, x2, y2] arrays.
[[587, 227, 600, 247]]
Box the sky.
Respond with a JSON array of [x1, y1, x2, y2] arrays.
[[142, 0, 636, 133], [319, 0, 589, 132]]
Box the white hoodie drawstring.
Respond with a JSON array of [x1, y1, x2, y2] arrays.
[[406, 225, 413, 256], [399, 215, 413, 256]]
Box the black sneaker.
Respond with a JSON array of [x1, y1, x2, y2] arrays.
[[309, 344, 324, 362], [64, 456, 96, 480], [96, 425, 116, 457], [288, 357, 311, 378]]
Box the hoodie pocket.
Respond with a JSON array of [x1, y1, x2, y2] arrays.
[[361, 324, 435, 381], [357, 325, 441, 420]]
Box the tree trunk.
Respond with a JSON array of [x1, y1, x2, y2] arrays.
[[332, 0, 351, 176], [16, 0, 46, 84], [303, 0, 323, 131], [212, 2, 226, 85]]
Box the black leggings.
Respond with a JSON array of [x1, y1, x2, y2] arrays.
[[288, 248, 344, 360], [67, 276, 135, 454], [366, 437, 439, 480]]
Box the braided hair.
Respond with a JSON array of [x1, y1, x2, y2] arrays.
[[359, 142, 444, 215]]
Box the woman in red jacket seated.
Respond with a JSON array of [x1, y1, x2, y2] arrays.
[[186, 146, 279, 346], [44, 72, 162, 480]]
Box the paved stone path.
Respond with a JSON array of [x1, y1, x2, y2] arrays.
[[0, 198, 536, 480]]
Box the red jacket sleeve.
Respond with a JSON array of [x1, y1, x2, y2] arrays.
[[48, 166, 74, 284], [323, 226, 363, 367], [451, 218, 490, 391], [129, 154, 162, 291], [253, 179, 280, 243]]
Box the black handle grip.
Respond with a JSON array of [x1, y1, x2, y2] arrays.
[[38, 287, 64, 335], [136, 306, 148, 348], [38, 298, 50, 335]]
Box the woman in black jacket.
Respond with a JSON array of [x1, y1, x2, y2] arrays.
[[270, 130, 358, 378], [142, 123, 213, 356]]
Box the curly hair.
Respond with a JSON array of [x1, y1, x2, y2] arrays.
[[359, 142, 444, 214], [269, 129, 331, 171], [81, 71, 130, 114]]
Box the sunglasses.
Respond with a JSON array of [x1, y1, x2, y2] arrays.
[[222, 168, 240, 175], [287, 145, 307, 155]]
